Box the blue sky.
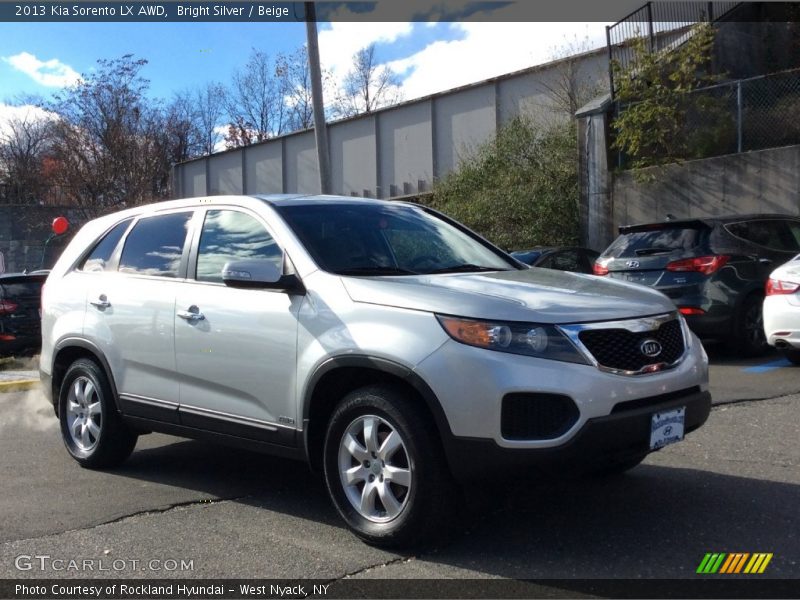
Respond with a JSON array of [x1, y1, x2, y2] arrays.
[[0, 14, 611, 136]]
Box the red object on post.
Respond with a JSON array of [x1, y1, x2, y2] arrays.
[[52, 216, 69, 236]]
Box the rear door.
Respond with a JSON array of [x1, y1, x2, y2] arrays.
[[83, 210, 194, 422], [599, 223, 709, 287]]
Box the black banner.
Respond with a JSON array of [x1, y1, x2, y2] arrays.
[[2, 579, 800, 599]]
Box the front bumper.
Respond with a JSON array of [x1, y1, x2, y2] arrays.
[[442, 387, 711, 481]]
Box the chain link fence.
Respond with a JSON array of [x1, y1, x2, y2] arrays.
[[613, 67, 800, 168]]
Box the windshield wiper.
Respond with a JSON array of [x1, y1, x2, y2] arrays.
[[337, 266, 418, 276], [426, 264, 507, 274], [634, 247, 673, 256]]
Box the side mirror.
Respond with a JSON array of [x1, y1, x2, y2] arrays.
[[221, 258, 305, 294]]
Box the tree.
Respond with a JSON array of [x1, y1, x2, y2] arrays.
[[333, 44, 403, 118], [0, 105, 55, 203], [277, 46, 316, 131], [225, 49, 285, 147], [611, 23, 729, 169], [540, 36, 608, 120], [430, 117, 579, 250], [47, 54, 173, 209]]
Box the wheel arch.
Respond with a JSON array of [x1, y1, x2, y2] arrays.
[[52, 338, 121, 416], [302, 356, 452, 472]]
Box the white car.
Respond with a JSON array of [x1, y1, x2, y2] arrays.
[[763, 254, 800, 365]]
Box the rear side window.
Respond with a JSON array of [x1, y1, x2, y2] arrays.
[[725, 219, 800, 252], [79, 219, 132, 272], [603, 227, 703, 258], [195, 210, 281, 283], [118, 212, 192, 278]]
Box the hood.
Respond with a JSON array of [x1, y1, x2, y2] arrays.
[[341, 268, 676, 324]]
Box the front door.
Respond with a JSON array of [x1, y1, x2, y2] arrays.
[[174, 208, 301, 446]]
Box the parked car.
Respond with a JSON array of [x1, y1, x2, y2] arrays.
[[511, 246, 600, 274], [763, 254, 800, 365], [0, 270, 48, 357], [594, 214, 800, 356], [41, 195, 710, 547]]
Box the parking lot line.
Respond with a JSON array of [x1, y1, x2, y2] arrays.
[[742, 358, 792, 374]]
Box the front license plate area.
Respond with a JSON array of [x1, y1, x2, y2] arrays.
[[650, 407, 685, 450]]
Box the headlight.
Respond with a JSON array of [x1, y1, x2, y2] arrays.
[[436, 315, 588, 364]]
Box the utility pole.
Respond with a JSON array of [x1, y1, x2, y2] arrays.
[[305, 2, 332, 195]]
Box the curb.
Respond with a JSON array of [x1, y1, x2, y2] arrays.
[[0, 380, 39, 393]]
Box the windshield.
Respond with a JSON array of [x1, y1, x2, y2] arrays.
[[603, 226, 704, 258], [276, 203, 516, 275]]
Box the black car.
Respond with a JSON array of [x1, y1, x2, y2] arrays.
[[594, 214, 800, 355], [0, 271, 47, 357], [511, 246, 600, 274]]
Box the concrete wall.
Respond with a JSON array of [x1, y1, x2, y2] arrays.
[[174, 49, 608, 200], [611, 144, 800, 244]]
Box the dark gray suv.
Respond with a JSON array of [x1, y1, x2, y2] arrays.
[[594, 214, 800, 356]]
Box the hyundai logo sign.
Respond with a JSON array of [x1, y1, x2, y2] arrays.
[[626, 260, 640, 268], [640, 339, 663, 357]]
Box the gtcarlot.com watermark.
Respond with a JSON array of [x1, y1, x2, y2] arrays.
[[14, 554, 194, 573]]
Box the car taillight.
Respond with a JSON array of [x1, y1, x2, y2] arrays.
[[0, 299, 18, 315], [666, 255, 729, 275], [766, 278, 800, 295], [593, 261, 609, 276], [679, 307, 706, 316]]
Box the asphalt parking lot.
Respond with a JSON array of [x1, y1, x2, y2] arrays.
[[0, 350, 797, 590]]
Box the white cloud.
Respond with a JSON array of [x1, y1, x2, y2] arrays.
[[316, 4, 609, 106], [389, 22, 609, 101], [0, 103, 57, 140], [2, 52, 80, 88]]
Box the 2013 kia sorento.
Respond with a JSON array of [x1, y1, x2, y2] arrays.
[[40, 195, 711, 547]]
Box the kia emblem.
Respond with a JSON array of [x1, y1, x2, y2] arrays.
[[640, 339, 662, 358]]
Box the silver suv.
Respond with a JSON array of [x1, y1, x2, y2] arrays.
[[41, 195, 711, 547]]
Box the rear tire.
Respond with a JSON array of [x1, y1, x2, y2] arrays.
[[784, 349, 800, 366], [734, 295, 768, 357], [322, 384, 456, 548], [58, 358, 137, 468]]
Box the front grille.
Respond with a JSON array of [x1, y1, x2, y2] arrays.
[[578, 318, 684, 372], [501, 393, 579, 440]]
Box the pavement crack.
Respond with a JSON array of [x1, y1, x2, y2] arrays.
[[325, 555, 414, 584], [712, 394, 794, 408], [4, 495, 249, 545]]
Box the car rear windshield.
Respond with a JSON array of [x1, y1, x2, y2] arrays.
[[0, 280, 44, 303], [603, 226, 705, 258]]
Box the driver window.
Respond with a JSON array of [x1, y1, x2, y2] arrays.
[[196, 210, 281, 283]]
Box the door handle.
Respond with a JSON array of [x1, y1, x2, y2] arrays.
[[90, 295, 111, 309], [177, 306, 205, 322]]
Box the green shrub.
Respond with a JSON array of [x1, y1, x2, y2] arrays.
[[426, 116, 579, 251]]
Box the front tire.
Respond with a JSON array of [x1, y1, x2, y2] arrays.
[[322, 384, 455, 548], [59, 358, 137, 468]]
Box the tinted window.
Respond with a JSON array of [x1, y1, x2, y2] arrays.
[[787, 221, 800, 249], [604, 227, 703, 258], [549, 250, 580, 272], [277, 204, 513, 275], [725, 219, 800, 252], [80, 219, 132, 272], [196, 210, 281, 283], [118, 212, 191, 277]]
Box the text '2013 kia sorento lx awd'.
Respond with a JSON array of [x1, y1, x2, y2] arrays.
[[41, 195, 711, 547]]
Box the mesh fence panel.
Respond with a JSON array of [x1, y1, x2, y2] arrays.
[[613, 68, 800, 168]]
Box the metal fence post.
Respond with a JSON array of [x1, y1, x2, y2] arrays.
[[737, 81, 743, 153], [646, 2, 655, 52]]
